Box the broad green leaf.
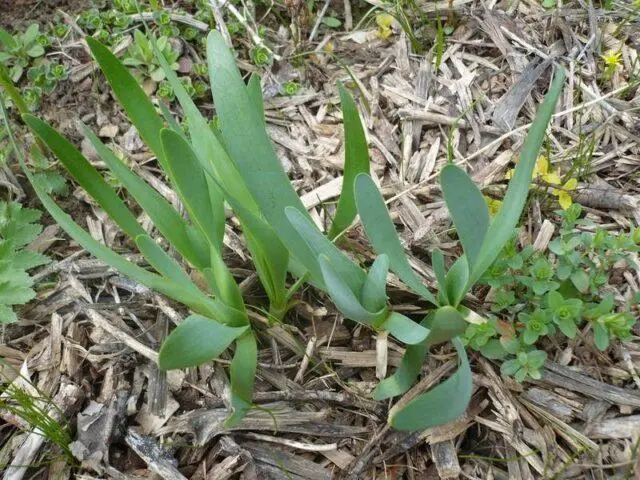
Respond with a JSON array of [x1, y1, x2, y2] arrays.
[[224, 191, 289, 309], [470, 69, 566, 286], [354, 173, 437, 305], [444, 256, 469, 307], [204, 250, 246, 317], [80, 123, 208, 269], [150, 34, 258, 216], [24, 115, 144, 240], [246, 73, 264, 125], [328, 84, 370, 239], [226, 331, 257, 427], [286, 207, 365, 292], [0, 305, 17, 324], [381, 312, 430, 345], [360, 254, 388, 313], [375, 313, 432, 400], [440, 164, 489, 271], [431, 249, 448, 304], [425, 306, 467, 346], [86, 37, 166, 165], [389, 338, 472, 431], [207, 31, 331, 286], [161, 128, 225, 250], [319, 255, 380, 324], [158, 315, 248, 370]]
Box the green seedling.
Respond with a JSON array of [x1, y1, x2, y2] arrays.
[[0, 24, 48, 82], [123, 30, 179, 83]]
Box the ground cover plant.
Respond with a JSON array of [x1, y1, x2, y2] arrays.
[[0, 0, 639, 478]]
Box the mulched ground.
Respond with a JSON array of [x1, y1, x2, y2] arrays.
[[1, 0, 640, 479]]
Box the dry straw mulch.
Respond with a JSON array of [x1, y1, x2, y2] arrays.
[[2, 0, 640, 478]]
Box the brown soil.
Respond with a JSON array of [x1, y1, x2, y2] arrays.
[[0, 0, 96, 30]]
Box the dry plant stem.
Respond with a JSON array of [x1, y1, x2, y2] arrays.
[[309, 0, 331, 42], [240, 432, 338, 451], [125, 428, 187, 480], [86, 310, 159, 363]]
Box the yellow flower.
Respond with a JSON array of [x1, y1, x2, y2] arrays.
[[552, 178, 577, 210], [601, 51, 622, 69], [485, 196, 503, 217], [505, 155, 576, 210], [376, 13, 394, 39]]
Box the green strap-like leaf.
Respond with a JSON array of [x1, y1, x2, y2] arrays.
[[86, 37, 166, 166], [381, 312, 430, 345], [440, 165, 489, 272], [389, 338, 472, 431], [374, 314, 432, 400], [319, 255, 380, 324], [431, 249, 448, 304], [470, 69, 566, 286], [360, 254, 389, 313], [328, 84, 370, 239], [151, 35, 258, 216], [286, 207, 365, 293], [247, 73, 265, 126], [80, 123, 208, 269], [424, 306, 467, 346], [226, 330, 258, 427], [24, 115, 145, 241], [158, 101, 188, 141], [134, 234, 195, 286], [354, 173, 438, 305], [443, 256, 469, 307], [203, 249, 247, 317], [208, 30, 341, 286], [226, 193, 289, 309], [158, 315, 248, 370], [21, 165, 223, 320], [161, 129, 225, 250]]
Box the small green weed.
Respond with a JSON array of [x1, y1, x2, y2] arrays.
[[0, 24, 47, 83], [468, 204, 640, 380], [0, 201, 50, 323]]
